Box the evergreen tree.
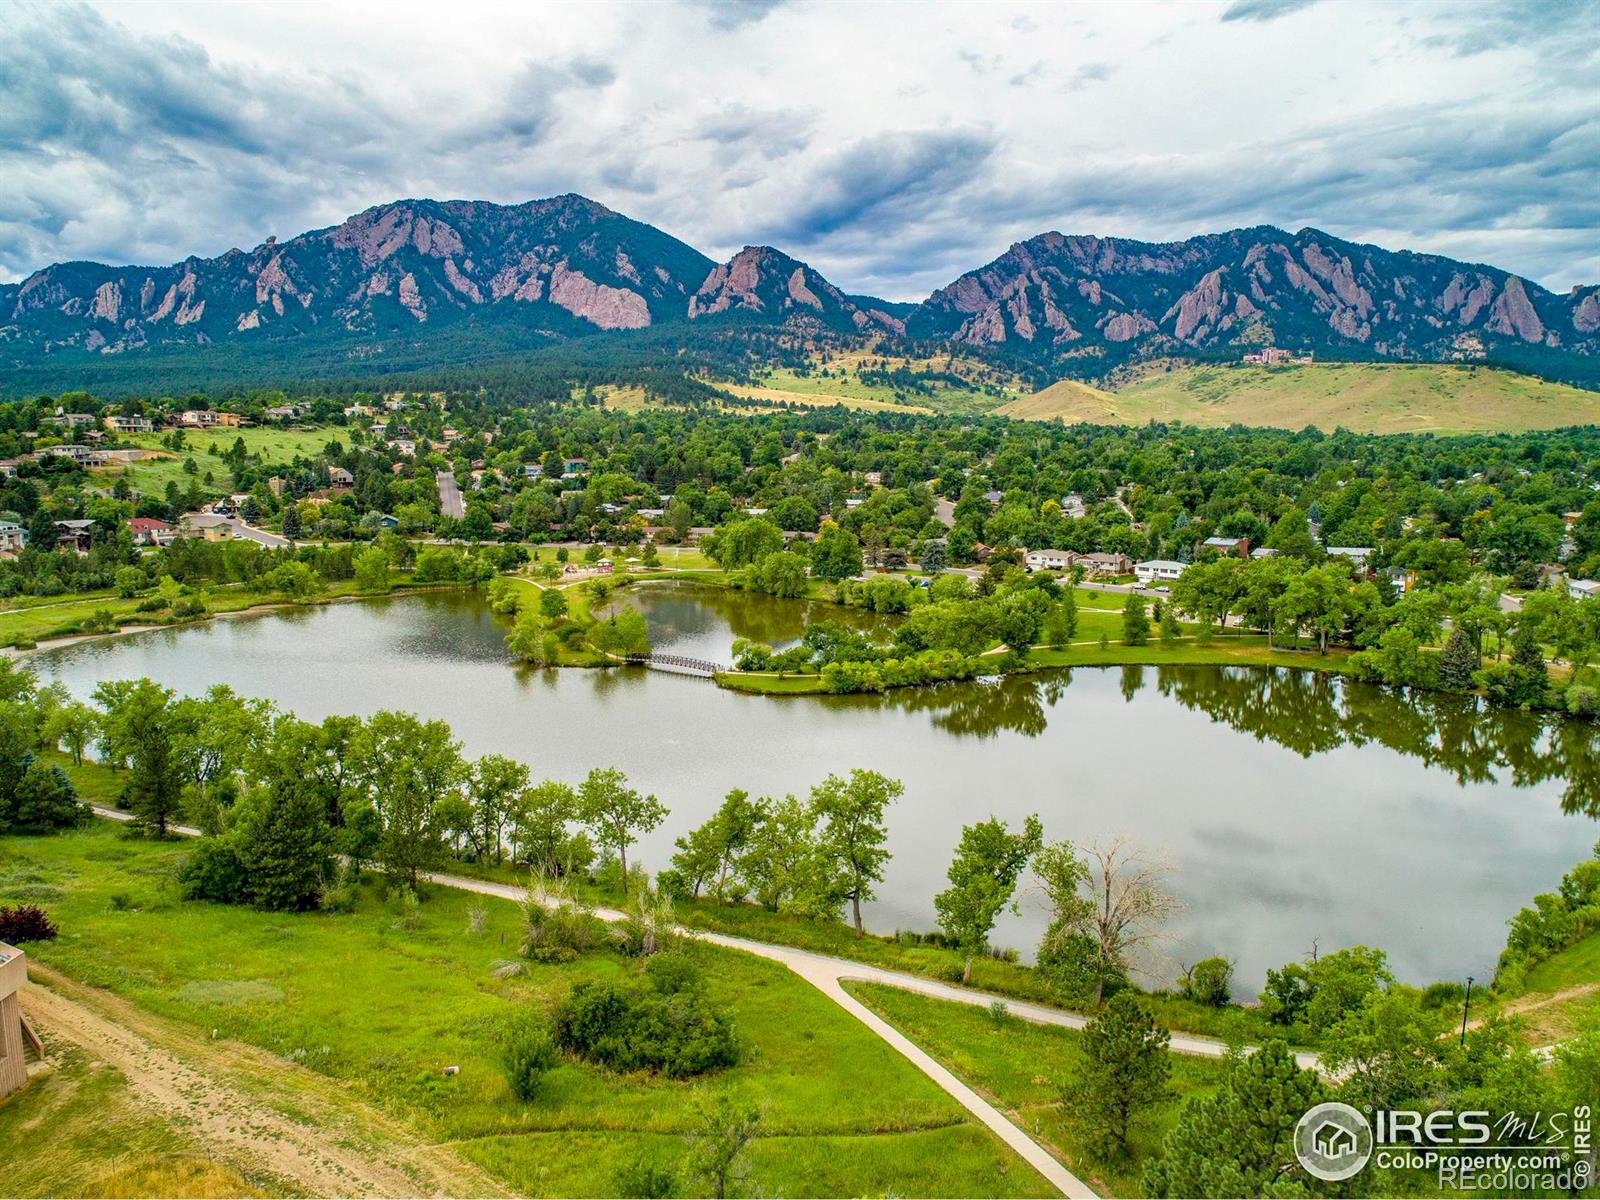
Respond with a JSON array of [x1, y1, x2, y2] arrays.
[[233, 782, 331, 911], [1437, 626, 1481, 691], [118, 681, 184, 837], [1122, 593, 1150, 646], [1064, 991, 1172, 1161], [1143, 1041, 1329, 1198], [10, 760, 86, 832], [282, 503, 302, 539]]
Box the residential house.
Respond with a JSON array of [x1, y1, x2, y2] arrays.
[[1, 941, 45, 1100], [45, 412, 95, 430], [179, 409, 241, 428], [54, 518, 95, 553], [1025, 548, 1078, 573], [1327, 546, 1375, 572], [388, 438, 417, 457], [1061, 493, 1087, 519], [0, 460, 17, 478], [983, 490, 1004, 505], [41, 444, 95, 467], [263, 405, 300, 422], [1202, 535, 1250, 558], [863, 471, 883, 487], [328, 465, 354, 488], [562, 457, 589, 477], [1382, 567, 1420, 593], [178, 512, 235, 541], [344, 404, 376, 418], [1242, 347, 1314, 366], [1250, 547, 1278, 559], [522, 463, 544, 479], [1135, 559, 1187, 584], [375, 513, 399, 530], [0, 521, 25, 553], [127, 517, 173, 547], [103, 414, 154, 434], [1080, 552, 1134, 576], [1569, 579, 1600, 603]]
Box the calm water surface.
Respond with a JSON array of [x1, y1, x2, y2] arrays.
[[33, 583, 1600, 991]]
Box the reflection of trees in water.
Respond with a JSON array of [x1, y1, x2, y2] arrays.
[[626, 583, 894, 650], [868, 674, 1060, 739], [1151, 664, 1600, 817]]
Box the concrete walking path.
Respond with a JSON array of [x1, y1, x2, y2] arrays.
[[89, 805, 1327, 1197]]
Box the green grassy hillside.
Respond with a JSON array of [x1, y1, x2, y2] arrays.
[[1001, 362, 1600, 433]]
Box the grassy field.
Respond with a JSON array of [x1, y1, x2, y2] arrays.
[[0, 576, 448, 650], [92, 426, 341, 495], [1, 821, 1059, 1199], [845, 982, 1229, 1199], [718, 346, 1025, 415], [1002, 363, 1600, 434]]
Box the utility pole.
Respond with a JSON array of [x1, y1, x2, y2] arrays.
[[1460, 975, 1474, 1047]]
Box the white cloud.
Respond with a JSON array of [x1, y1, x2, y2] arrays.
[[0, 0, 1595, 298]]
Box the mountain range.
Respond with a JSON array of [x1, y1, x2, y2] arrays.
[[3, 193, 1597, 388]]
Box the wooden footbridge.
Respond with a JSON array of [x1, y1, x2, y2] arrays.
[[625, 653, 726, 678]]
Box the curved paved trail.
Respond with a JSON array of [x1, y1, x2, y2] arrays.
[[89, 806, 1318, 1198]]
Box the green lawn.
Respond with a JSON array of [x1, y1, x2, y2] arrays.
[[1, 822, 1058, 1199], [0, 576, 452, 649], [845, 982, 1229, 1199], [93, 426, 343, 495], [1526, 932, 1600, 994]]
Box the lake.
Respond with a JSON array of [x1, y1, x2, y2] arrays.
[[31, 582, 1600, 992]]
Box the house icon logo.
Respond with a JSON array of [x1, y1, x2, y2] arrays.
[[1294, 1102, 1373, 1181]]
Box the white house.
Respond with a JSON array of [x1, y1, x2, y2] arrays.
[[1327, 546, 1375, 570], [1570, 579, 1600, 602], [1025, 548, 1078, 572], [1135, 559, 1187, 584]]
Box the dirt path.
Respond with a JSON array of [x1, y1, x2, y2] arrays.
[[24, 965, 507, 1199], [1466, 982, 1600, 1031]]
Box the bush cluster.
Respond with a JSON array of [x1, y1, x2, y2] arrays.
[[551, 955, 742, 1077], [821, 648, 981, 694], [0, 902, 58, 943]]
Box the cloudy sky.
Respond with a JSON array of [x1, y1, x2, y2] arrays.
[[2, 0, 1596, 299]]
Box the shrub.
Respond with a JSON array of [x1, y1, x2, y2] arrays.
[[6, 760, 87, 832], [0, 903, 58, 943], [1180, 957, 1234, 1007], [552, 964, 742, 1078], [178, 838, 248, 904], [1566, 685, 1600, 717], [501, 1008, 559, 1101], [521, 879, 605, 963], [614, 1156, 678, 1199]]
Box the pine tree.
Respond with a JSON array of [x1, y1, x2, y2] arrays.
[[1144, 1041, 1330, 1198], [233, 782, 331, 911], [1122, 593, 1150, 646], [1064, 991, 1171, 1160], [1436, 626, 1481, 691]]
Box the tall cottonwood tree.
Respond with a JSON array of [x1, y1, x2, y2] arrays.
[[935, 813, 1043, 981], [810, 769, 901, 936], [578, 766, 666, 888]]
